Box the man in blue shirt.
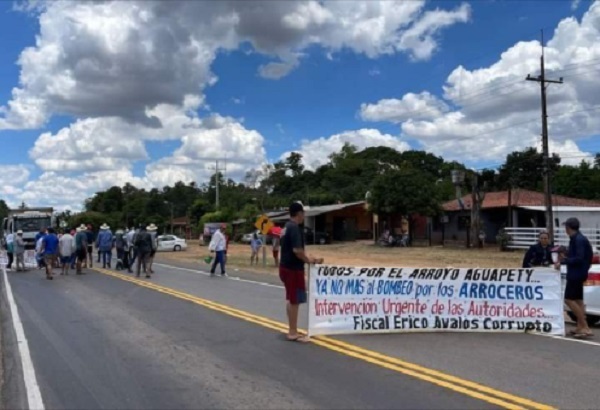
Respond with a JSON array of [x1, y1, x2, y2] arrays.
[[42, 228, 59, 280], [557, 217, 594, 338]]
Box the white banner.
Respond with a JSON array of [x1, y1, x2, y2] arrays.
[[308, 266, 564, 337]]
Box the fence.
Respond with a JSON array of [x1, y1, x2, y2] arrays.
[[504, 227, 600, 250]]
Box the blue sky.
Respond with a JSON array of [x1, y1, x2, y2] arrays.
[[0, 0, 598, 209]]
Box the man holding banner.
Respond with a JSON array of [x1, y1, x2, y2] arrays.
[[279, 202, 323, 343]]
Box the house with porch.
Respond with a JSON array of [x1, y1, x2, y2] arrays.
[[434, 189, 600, 245]]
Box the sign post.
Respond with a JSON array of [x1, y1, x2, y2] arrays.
[[255, 215, 274, 268]]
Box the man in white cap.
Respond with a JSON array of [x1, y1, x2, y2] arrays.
[[74, 225, 88, 274], [14, 230, 26, 272], [96, 223, 114, 269]]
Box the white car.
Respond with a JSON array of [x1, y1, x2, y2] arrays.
[[157, 235, 188, 252], [561, 263, 600, 325]]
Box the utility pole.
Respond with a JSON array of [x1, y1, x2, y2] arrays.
[[526, 30, 563, 243], [209, 160, 226, 210]]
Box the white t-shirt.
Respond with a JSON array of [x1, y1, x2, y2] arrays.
[[59, 234, 75, 256]]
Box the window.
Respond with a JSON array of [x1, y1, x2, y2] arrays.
[[15, 217, 51, 232]]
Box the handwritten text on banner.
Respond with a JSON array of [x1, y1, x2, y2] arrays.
[[308, 266, 564, 336]]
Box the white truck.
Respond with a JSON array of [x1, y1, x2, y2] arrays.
[[2, 207, 55, 249]]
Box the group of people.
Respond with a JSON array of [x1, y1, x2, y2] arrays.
[[522, 217, 596, 339], [7, 223, 163, 280]]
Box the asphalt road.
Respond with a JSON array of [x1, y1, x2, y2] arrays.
[[1, 256, 599, 410], [2, 267, 492, 410]]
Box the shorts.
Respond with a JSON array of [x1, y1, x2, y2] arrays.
[[76, 248, 87, 261], [60, 256, 71, 264], [279, 266, 306, 305], [44, 254, 57, 266], [565, 280, 585, 301], [87, 245, 93, 254]]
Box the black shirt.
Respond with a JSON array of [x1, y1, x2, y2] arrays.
[[280, 220, 305, 271], [522, 243, 554, 268]]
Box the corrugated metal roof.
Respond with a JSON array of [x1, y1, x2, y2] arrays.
[[271, 201, 366, 221]]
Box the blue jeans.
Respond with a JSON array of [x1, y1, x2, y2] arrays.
[[210, 251, 226, 274], [101, 250, 112, 266]]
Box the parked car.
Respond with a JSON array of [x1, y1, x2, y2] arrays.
[[560, 258, 600, 325], [304, 227, 329, 245], [157, 235, 188, 252]]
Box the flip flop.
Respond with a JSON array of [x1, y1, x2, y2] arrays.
[[286, 335, 310, 343], [573, 332, 594, 339]]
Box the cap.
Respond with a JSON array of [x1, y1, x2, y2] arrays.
[[289, 201, 304, 215], [563, 217, 580, 230]]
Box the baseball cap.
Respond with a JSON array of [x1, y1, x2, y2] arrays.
[[562, 217, 580, 230], [289, 201, 304, 215]]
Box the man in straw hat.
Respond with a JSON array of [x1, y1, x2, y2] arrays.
[[134, 224, 153, 278], [74, 225, 88, 274], [96, 223, 114, 269], [146, 223, 159, 274]]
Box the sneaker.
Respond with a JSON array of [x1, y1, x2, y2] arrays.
[[221, 273, 228, 277]]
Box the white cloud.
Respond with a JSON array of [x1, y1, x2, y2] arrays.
[[284, 128, 410, 169], [0, 165, 30, 199], [360, 1, 600, 165], [0, 0, 470, 130], [147, 115, 266, 187], [360, 92, 449, 123]]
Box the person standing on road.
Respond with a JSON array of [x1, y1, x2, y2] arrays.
[[280, 202, 323, 343], [134, 225, 152, 279], [556, 217, 594, 339], [6, 232, 14, 270], [146, 224, 158, 274], [85, 225, 95, 268], [272, 235, 280, 267], [14, 230, 26, 272], [250, 231, 262, 265], [97, 224, 114, 269], [59, 229, 75, 275], [74, 225, 88, 275], [42, 228, 59, 280], [522, 231, 554, 268], [209, 224, 227, 277]]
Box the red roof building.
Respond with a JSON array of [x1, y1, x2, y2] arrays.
[[443, 189, 600, 212]]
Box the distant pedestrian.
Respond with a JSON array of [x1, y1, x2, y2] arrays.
[[14, 230, 26, 272], [114, 229, 126, 270], [209, 224, 227, 276], [59, 229, 75, 275], [85, 225, 95, 268], [280, 202, 323, 343], [272, 235, 280, 267], [134, 225, 153, 278], [147, 224, 158, 274], [556, 217, 594, 339], [250, 231, 262, 265], [6, 232, 14, 270], [74, 225, 88, 274], [96, 224, 114, 269], [35, 232, 46, 270], [42, 228, 59, 280]]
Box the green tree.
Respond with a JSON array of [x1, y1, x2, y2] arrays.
[[498, 148, 560, 191], [369, 169, 441, 230], [0, 199, 9, 223]]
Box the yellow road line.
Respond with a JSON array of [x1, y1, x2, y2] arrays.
[[95, 269, 555, 410]]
